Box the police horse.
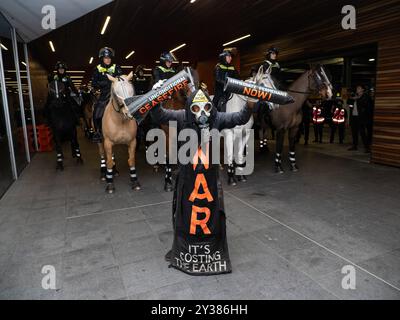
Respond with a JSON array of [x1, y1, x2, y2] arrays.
[[223, 87, 255, 185], [45, 79, 83, 171], [253, 64, 333, 173], [99, 72, 141, 193]]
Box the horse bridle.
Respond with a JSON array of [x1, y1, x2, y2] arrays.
[[111, 77, 132, 117], [287, 68, 330, 95]]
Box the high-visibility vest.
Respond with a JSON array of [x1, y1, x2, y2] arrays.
[[97, 64, 116, 75], [312, 107, 325, 123], [157, 66, 175, 73], [332, 108, 345, 124], [218, 64, 236, 71]]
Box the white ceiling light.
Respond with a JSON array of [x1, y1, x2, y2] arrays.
[[89, 57, 93, 64], [170, 43, 186, 53], [100, 16, 111, 35], [125, 50, 135, 59], [0, 43, 8, 50], [49, 41, 55, 52], [223, 34, 251, 46]]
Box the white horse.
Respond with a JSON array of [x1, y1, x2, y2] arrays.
[[222, 67, 278, 185], [222, 83, 255, 186]]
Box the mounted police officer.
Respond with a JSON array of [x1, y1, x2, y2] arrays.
[[133, 65, 150, 95], [153, 52, 176, 85], [91, 47, 122, 143], [213, 50, 240, 112], [45, 61, 83, 169], [262, 47, 282, 87], [52, 61, 77, 95]]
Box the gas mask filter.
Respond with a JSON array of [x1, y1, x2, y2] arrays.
[[190, 90, 213, 129]]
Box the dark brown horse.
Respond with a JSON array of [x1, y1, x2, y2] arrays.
[[254, 65, 333, 173], [45, 79, 83, 170]]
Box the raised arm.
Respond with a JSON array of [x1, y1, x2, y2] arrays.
[[150, 104, 185, 126]]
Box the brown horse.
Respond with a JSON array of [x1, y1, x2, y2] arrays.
[[157, 68, 199, 191], [255, 65, 333, 173], [99, 72, 140, 193], [82, 90, 98, 139]]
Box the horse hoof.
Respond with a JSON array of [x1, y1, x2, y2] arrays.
[[56, 163, 64, 171], [290, 165, 299, 172], [153, 165, 159, 173], [76, 158, 84, 165], [113, 169, 120, 177], [100, 175, 106, 182], [275, 167, 284, 174], [228, 178, 237, 186], [106, 184, 115, 194], [237, 175, 247, 182], [131, 181, 141, 191]]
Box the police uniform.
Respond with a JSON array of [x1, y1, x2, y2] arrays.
[[213, 51, 240, 112], [91, 53, 122, 141]]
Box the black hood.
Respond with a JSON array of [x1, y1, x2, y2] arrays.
[[184, 89, 217, 129]]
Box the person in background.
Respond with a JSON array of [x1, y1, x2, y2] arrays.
[[330, 97, 346, 144], [348, 85, 373, 152], [312, 100, 324, 143], [133, 65, 150, 95], [297, 99, 312, 145]]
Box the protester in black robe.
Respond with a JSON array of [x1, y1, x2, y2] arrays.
[[151, 88, 255, 275]]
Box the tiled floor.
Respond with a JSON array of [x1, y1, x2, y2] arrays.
[[0, 132, 399, 300]]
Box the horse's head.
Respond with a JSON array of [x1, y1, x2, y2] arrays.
[[309, 65, 333, 99], [107, 72, 135, 119], [252, 65, 276, 89]]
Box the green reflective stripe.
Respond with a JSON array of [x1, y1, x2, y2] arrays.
[[219, 64, 235, 71], [157, 66, 175, 73], [97, 64, 116, 75]]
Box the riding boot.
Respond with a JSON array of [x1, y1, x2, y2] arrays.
[[275, 153, 284, 174], [130, 166, 141, 191], [100, 157, 107, 181], [289, 152, 299, 172], [164, 165, 173, 192], [105, 168, 115, 193], [56, 152, 64, 171], [227, 164, 237, 186]]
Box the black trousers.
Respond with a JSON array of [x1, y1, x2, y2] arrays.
[[313, 123, 323, 142], [330, 123, 345, 143], [350, 116, 371, 148]]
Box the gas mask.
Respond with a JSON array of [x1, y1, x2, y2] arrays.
[[190, 90, 213, 129]]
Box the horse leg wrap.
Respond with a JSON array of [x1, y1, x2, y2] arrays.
[[275, 153, 282, 165], [289, 152, 299, 171], [100, 157, 106, 174], [106, 168, 114, 184], [165, 165, 172, 183], [130, 167, 137, 182], [57, 153, 63, 162]]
